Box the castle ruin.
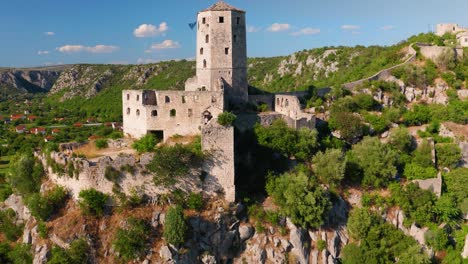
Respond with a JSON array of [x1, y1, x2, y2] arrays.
[[122, 1, 315, 202], [436, 23, 468, 47]]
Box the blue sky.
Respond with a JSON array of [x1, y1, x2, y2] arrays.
[[1, 0, 467, 67]]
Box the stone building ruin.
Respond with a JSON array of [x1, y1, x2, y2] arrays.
[[122, 1, 315, 202], [436, 23, 468, 47]]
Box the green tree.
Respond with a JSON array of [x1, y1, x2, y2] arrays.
[[146, 144, 203, 187], [348, 137, 398, 188], [312, 149, 347, 187], [433, 195, 460, 223], [412, 139, 434, 167], [444, 168, 468, 213], [389, 127, 413, 153], [26, 186, 68, 221], [78, 188, 108, 216], [113, 218, 150, 262], [217, 112, 237, 126], [425, 228, 449, 251], [329, 112, 365, 143], [436, 143, 461, 169], [7, 152, 43, 196], [347, 208, 381, 240], [398, 244, 431, 264], [266, 170, 331, 228], [255, 119, 318, 160], [163, 205, 187, 246], [7, 244, 32, 264], [132, 134, 157, 153]]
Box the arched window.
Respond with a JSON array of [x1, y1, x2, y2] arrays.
[[127, 94, 130, 100], [151, 110, 158, 117], [182, 96, 186, 104], [170, 109, 176, 117], [165, 96, 170, 103], [136, 95, 140, 101], [126, 108, 130, 115], [225, 48, 229, 55], [136, 109, 140, 116], [200, 48, 204, 55], [205, 34, 209, 43], [203, 60, 207, 68]]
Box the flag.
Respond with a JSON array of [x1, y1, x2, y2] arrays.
[[189, 21, 197, 30]]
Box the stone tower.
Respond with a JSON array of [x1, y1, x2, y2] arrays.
[[185, 1, 248, 104]]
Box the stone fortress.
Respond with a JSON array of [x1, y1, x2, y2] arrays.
[[123, 1, 315, 202], [436, 23, 468, 47]]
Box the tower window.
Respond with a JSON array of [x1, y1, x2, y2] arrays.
[[234, 35, 237, 42], [182, 96, 186, 103], [151, 110, 158, 117], [219, 16, 224, 23], [203, 59, 207, 68], [200, 48, 203, 55], [205, 34, 209, 43], [188, 109, 193, 117], [127, 94, 130, 100], [170, 109, 176, 117], [225, 48, 229, 55], [202, 17, 206, 24], [237, 17, 240, 25], [165, 96, 170, 103], [126, 108, 130, 115], [136, 95, 140, 101], [136, 109, 140, 116]]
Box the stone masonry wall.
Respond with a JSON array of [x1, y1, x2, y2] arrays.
[[123, 90, 224, 140], [202, 121, 236, 202]]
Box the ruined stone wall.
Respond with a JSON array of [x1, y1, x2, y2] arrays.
[[274, 95, 315, 129], [202, 121, 235, 202], [37, 152, 203, 200], [436, 23, 466, 36], [418, 45, 463, 61], [123, 90, 224, 140]]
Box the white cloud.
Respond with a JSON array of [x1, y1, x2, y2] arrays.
[[134, 22, 168, 38], [341, 25, 360, 30], [37, 50, 50, 55], [247, 25, 261, 33], [57, 45, 119, 54], [44, 32, 55, 36], [380, 25, 395, 31], [137, 58, 160, 64], [291, 27, 321, 36], [145, 40, 181, 52], [267, 23, 291, 32]]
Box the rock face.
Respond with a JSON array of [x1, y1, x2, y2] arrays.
[[2, 194, 31, 223], [0, 68, 62, 94]]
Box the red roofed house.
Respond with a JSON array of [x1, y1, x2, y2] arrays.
[[16, 125, 26, 134], [74, 122, 83, 128], [27, 115, 38, 121], [44, 136, 54, 142], [30, 127, 46, 135], [52, 129, 61, 135], [11, 114, 25, 121]]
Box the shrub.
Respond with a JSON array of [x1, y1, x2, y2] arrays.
[[27, 186, 68, 221], [7, 152, 44, 196], [132, 134, 157, 153], [78, 188, 108, 216], [186, 193, 204, 211], [317, 240, 327, 251], [312, 149, 347, 187], [7, 244, 32, 264], [48, 239, 89, 264], [147, 144, 204, 187], [217, 112, 237, 126], [389, 127, 413, 154], [95, 139, 108, 149], [403, 162, 438, 180], [104, 166, 121, 183], [38, 221, 48, 238], [436, 143, 461, 169], [444, 168, 468, 213], [163, 205, 187, 246], [113, 218, 150, 262], [425, 228, 449, 251], [266, 170, 331, 228], [329, 112, 365, 143], [0, 209, 24, 241], [347, 137, 398, 188], [412, 139, 434, 168]]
